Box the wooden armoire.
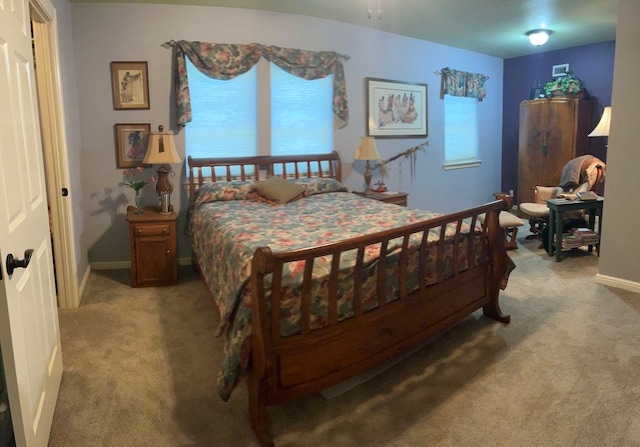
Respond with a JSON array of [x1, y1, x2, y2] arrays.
[[517, 97, 592, 205]]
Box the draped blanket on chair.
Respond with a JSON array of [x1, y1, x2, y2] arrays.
[[559, 155, 605, 191]]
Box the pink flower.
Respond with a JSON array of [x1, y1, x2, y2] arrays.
[[122, 167, 152, 191]]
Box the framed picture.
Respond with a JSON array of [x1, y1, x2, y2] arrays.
[[366, 78, 428, 138], [110, 61, 150, 110], [552, 63, 569, 77], [114, 123, 151, 168]]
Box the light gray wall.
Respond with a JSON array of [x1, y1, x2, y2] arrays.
[[597, 0, 640, 289], [50, 0, 89, 284], [70, 4, 504, 264]]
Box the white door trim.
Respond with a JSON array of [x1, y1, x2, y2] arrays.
[[31, 0, 80, 309]]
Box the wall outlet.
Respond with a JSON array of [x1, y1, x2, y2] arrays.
[[509, 189, 514, 197]]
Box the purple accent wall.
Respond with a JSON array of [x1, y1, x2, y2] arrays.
[[502, 41, 615, 199]]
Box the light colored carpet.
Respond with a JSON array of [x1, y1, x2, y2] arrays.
[[50, 229, 640, 447]]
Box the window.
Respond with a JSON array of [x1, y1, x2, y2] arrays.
[[185, 59, 257, 160], [270, 64, 333, 156], [443, 95, 481, 169], [185, 59, 333, 166]]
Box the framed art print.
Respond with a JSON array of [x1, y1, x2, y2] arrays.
[[114, 123, 151, 168], [366, 78, 428, 138], [552, 63, 569, 77], [110, 61, 150, 110]]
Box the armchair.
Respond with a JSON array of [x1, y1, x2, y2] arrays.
[[518, 155, 605, 240]]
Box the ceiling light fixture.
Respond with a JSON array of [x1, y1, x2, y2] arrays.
[[526, 29, 552, 46], [367, 0, 382, 20]]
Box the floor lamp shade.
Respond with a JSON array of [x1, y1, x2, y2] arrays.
[[588, 106, 611, 137]]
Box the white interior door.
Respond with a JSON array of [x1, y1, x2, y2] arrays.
[[0, 0, 63, 445]]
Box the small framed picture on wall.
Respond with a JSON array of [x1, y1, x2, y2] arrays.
[[552, 64, 569, 77], [114, 123, 151, 168], [110, 61, 150, 110]]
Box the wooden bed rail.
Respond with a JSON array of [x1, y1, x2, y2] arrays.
[[247, 198, 510, 446]]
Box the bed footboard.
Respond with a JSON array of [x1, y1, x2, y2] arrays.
[[247, 199, 511, 446]]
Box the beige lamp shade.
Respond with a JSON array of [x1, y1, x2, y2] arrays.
[[355, 136, 380, 160], [588, 106, 611, 137], [143, 125, 182, 165]]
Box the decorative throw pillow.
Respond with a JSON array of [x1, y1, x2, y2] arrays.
[[254, 177, 306, 204], [191, 180, 256, 208]]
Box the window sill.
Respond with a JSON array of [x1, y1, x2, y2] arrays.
[[442, 160, 482, 170]]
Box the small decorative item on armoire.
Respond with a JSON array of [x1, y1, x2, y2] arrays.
[[543, 71, 584, 98], [529, 81, 545, 100]]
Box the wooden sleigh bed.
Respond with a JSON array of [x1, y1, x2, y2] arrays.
[[187, 151, 514, 446]]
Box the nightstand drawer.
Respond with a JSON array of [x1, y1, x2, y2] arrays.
[[132, 223, 172, 237]]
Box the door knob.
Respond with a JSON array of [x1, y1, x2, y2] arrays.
[[6, 249, 34, 275]]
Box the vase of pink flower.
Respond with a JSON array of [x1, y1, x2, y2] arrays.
[[122, 167, 155, 213]]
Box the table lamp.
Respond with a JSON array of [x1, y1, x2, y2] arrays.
[[143, 125, 182, 214], [354, 136, 380, 194]]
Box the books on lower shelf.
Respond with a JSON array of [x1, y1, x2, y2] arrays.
[[570, 227, 600, 244], [560, 233, 584, 249], [556, 227, 600, 249]]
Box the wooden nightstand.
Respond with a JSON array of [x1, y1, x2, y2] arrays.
[[126, 206, 178, 287], [353, 191, 408, 207]]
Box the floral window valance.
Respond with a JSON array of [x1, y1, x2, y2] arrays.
[[168, 40, 349, 129], [439, 67, 489, 101]]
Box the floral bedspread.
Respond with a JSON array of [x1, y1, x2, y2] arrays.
[[188, 182, 486, 400]]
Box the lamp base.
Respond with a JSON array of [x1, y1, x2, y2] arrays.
[[364, 162, 373, 194], [158, 192, 171, 214], [157, 206, 173, 215], [155, 166, 174, 214]]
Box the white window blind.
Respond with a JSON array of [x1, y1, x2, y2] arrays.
[[185, 58, 334, 178], [270, 64, 333, 156], [185, 58, 258, 160], [444, 95, 481, 169]]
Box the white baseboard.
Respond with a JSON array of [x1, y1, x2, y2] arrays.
[[78, 264, 92, 305], [90, 257, 193, 270], [90, 261, 130, 270], [595, 273, 640, 294]]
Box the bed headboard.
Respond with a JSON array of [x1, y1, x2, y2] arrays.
[[188, 151, 342, 196]]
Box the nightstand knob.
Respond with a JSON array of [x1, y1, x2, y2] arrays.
[[166, 249, 171, 255], [136, 229, 143, 235], [163, 228, 168, 234]]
